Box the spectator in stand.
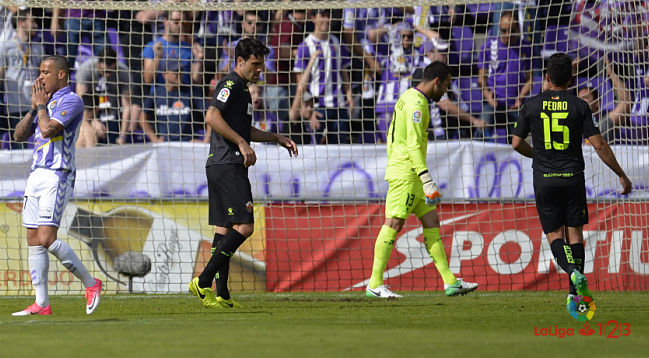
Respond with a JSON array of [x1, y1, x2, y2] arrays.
[[290, 48, 321, 143], [75, 47, 139, 146], [477, 10, 532, 141], [414, 45, 486, 140], [342, 6, 385, 143], [142, 10, 204, 87], [266, 8, 308, 137], [615, 38, 649, 143], [293, 9, 353, 144], [288, 90, 316, 145], [375, 21, 425, 142], [219, 11, 267, 81], [0, 5, 18, 42], [50, 1, 108, 67], [0, 8, 43, 149], [577, 56, 631, 143], [250, 84, 278, 133], [140, 60, 205, 143]]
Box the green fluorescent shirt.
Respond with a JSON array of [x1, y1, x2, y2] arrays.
[[385, 87, 430, 181]]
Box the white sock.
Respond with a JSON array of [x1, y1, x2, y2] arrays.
[[47, 240, 96, 288], [28, 246, 49, 307]]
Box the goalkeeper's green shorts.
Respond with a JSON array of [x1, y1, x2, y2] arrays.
[[384, 179, 436, 220]]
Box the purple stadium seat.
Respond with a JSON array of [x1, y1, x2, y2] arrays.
[[617, 127, 649, 145], [466, 3, 494, 23], [1, 132, 10, 150], [542, 25, 570, 59], [40, 30, 67, 57], [493, 128, 510, 144], [1, 133, 34, 150], [457, 77, 483, 115]]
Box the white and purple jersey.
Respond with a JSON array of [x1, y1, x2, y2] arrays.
[[293, 34, 351, 108], [477, 36, 532, 108], [375, 44, 424, 116], [31, 86, 84, 173]]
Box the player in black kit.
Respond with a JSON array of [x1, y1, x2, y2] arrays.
[[190, 38, 298, 308], [512, 53, 632, 312]]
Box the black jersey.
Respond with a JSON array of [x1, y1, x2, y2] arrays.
[[513, 90, 600, 186], [206, 71, 253, 166]]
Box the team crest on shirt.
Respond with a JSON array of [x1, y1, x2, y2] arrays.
[[412, 110, 422, 123], [48, 100, 57, 110], [592, 114, 599, 127], [245, 201, 254, 213], [225, 80, 235, 89], [217, 88, 231, 102]]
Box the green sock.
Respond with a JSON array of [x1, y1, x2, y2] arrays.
[[424, 227, 456, 285], [368, 225, 397, 289]]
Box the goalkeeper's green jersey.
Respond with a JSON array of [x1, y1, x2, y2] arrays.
[[385, 87, 430, 181]]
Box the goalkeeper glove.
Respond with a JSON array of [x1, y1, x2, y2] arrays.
[[419, 170, 442, 206]]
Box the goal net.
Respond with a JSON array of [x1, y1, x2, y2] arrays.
[[0, 0, 647, 295]]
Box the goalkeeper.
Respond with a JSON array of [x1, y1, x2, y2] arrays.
[[365, 62, 478, 298]]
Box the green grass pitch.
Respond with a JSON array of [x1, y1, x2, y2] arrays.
[[1, 292, 647, 358]]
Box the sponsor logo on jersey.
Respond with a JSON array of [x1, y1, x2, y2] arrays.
[[38, 207, 53, 220], [155, 104, 191, 116], [412, 110, 422, 123], [217, 88, 231, 102]]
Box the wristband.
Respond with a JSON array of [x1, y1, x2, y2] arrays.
[[29, 108, 37, 117], [36, 104, 47, 112], [418, 170, 433, 184]]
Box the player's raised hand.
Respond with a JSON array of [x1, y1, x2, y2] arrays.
[[153, 41, 164, 59], [276, 134, 298, 157], [309, 111, 322, 131], [192, 42, 204, 60], [238, 141, 257, 167], [419, 171, 442, 207], [619, 175, 632, 195], [32, 79, 50, 106]]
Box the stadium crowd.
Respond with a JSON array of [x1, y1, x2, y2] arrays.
[[1, 0, 648, 149]]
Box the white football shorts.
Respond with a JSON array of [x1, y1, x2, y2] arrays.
[[23, 168, 75, 228]]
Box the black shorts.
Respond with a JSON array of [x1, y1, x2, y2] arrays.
[[534, 181, 588, 234], [206, 164, 254, 227]]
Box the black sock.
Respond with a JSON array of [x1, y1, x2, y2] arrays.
[[210, 233, 225, 254], [198, 229, 247, 288], [569, 243, 585, 295], [210, 233, 230, 299], [550, 239, 576, 276]]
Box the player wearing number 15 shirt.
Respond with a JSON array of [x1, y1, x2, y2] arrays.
[[512, 53, 632, 313]]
